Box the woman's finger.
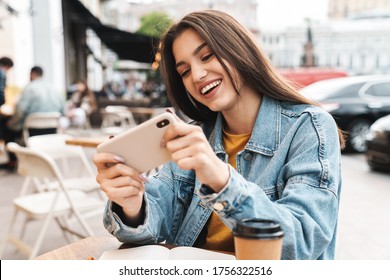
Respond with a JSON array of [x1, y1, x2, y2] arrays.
[[105, 184, 145, 201], [166, 127, 206, 152], [93, 152, 125, 170], [99, 174, 145, 193], [96, 163, 146, 187], [162, 122, 202, 146]]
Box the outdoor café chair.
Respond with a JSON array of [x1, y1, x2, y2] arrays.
[[100, 106, 136, 135], [22, 112, 61, 145], [0, 142, 104, 259], [26, 134, 103, 199]]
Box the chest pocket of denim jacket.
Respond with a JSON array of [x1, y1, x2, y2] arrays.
[[260, 185, 280, 202], [251, 175, 280, 202]]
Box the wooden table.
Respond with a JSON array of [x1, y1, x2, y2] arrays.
[[33, 236, 176, 260], [34, 236, 122, 260], [34, 236, 233, 260], [65, 137, 108, 148], [128, 107, 163, 115]]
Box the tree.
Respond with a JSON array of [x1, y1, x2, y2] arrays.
[[136, 12, 173, 38]]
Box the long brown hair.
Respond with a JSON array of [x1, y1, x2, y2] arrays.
[[160, 10, 345, 148], [75, 79, 97, 112]]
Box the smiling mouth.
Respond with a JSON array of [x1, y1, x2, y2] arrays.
[[200, 80, 221, 95]]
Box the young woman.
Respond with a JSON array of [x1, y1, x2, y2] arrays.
[[61, 80, 97, 128], [93, 10, 344, 259]]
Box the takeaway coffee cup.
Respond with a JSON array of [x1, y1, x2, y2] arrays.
[[233, 219, 284, 260]]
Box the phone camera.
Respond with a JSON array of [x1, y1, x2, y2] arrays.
[[157, 119, 170, 128]]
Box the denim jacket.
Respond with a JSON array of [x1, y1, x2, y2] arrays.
[[103, 95, 342, 260]]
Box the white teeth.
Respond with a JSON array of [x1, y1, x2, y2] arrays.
[[201, 80, 221, 94]]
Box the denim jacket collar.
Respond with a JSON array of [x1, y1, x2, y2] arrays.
[[207, 95, 280, 157]]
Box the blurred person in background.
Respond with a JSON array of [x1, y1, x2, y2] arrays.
[[0, 56, 14, 107], [0, 57, 14, 167], [0, 57, 14, 138], [7, 66, 64, 132], [3, 66, 64, 170], [60, 79, 97, 129]]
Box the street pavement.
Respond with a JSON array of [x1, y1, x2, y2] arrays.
[[336, 154, 390, 259]]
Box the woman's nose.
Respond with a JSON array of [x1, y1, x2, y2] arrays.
[[192, 64, 207, 83]]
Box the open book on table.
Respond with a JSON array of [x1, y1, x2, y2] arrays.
[[99, 245, 236, 260]]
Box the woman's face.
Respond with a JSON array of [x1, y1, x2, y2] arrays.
[[172, 28, 241, 113], [76, 82, 86, 92]]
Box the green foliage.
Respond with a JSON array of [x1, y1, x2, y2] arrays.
[[136, 12, 174, 38]]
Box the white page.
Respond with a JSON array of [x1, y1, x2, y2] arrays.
[[169, 246, 235, 260], [99, 245, 170, 260], [99, 245, 236, 260]]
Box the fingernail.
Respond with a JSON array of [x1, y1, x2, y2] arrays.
[[139, 174, 149, 183], [113, 155, 125, 163]]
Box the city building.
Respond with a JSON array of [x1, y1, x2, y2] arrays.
[[101, 0, 259, 35], [261, 11, 390, 75], [0, 0, 64, 94], [328, 0, 390, 19], [0, 0, 156, 93]]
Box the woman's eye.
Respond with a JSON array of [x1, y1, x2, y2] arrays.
[[180, 69, 190, 78], [202, 53, 213, 62]]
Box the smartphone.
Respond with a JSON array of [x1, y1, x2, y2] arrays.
[[97, 112, 176, 173]]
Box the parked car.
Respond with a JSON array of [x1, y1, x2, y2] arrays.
[[365, 114, 390, 172], [300, 75, 390, 152]]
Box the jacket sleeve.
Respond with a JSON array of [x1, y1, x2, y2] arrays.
[[7, 88, 32, 131], [198, 111, 342, 260]]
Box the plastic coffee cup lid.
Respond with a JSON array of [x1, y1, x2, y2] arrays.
[[233, 219, 284, 239]]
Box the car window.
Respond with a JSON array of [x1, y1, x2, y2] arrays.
[[334, 83, 364, 98], [364, 82, 390, 97]]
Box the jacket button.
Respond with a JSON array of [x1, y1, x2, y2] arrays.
[[243, 152, 253, 161], [213, 202, 224, 211]]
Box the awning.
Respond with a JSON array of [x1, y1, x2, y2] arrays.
[[66, 0, 158, 63]]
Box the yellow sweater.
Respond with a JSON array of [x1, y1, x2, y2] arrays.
[[202, 130, 251, 252]]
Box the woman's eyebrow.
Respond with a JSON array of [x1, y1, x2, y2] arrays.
[[175, 42, 208, 69], [193, 42, 208, 56]]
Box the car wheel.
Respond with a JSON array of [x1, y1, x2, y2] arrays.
[[346, 118, 372, 153]]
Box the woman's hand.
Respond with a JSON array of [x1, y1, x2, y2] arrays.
[[162, 120, 229, 193], [93, 152, 146, 224]]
